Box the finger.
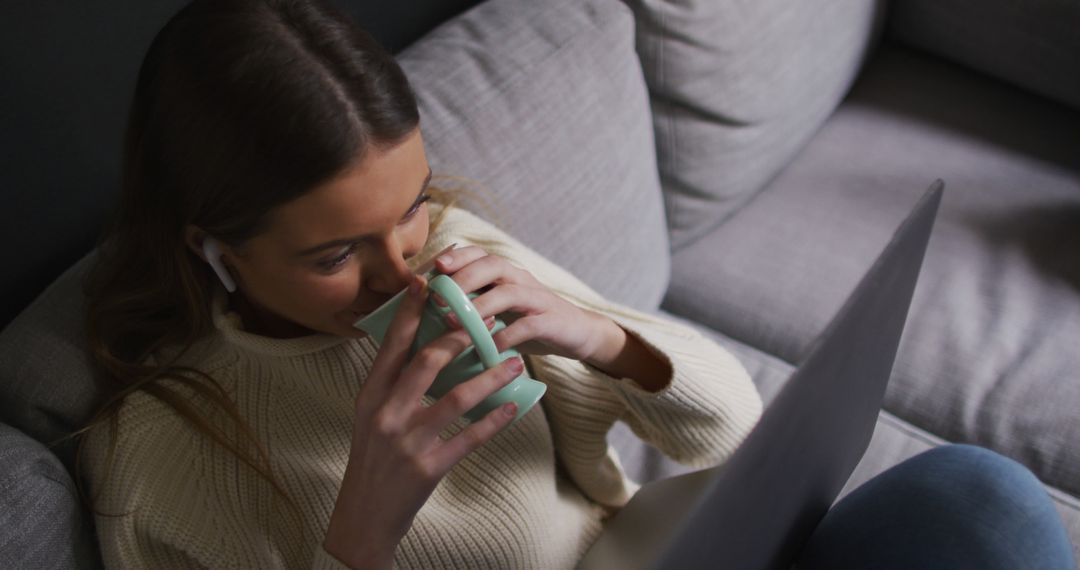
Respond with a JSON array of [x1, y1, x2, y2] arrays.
[[443, 254, 534, 297], [445, 313, 496, 331], [428, 400, 519, 467], [390, 325, 477, 405], [461, 282, 542, 324], [433, 245, 489, 276], [432, 245, 489, 308], [411, 243, 458, 277], [416, 356, 524, 441], [368, 274, 429, 383], [490, 315, 549, 353]]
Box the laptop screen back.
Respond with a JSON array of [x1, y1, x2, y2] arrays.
[[653, 182, 943, 569]]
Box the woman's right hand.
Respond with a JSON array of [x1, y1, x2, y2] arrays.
[[323, 274, 523, 569]]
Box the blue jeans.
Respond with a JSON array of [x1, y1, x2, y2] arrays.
[[797, 444, 1076, 569]]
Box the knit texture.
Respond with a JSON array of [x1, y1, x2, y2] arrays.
[[83, 205, 763, 569]]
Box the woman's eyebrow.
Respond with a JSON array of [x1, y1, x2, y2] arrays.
[[294, 168, 433, 258]]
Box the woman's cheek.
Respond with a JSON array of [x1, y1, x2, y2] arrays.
[[309, 271, 362, 312]]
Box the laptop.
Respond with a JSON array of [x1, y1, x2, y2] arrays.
[[578, 181, 944, 570]]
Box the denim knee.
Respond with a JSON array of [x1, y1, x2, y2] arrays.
[[875, 444, 1073, 566], [907, 444, 1043, 503], [797, 444, 1076, 570]]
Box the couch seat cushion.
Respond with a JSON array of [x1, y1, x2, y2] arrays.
[[663, 45, 1080, 501]]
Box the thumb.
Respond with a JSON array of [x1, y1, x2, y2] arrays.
[[373, 274, 430, 374]]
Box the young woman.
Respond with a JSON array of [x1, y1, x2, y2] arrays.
[[80, 0, 1075, 568]]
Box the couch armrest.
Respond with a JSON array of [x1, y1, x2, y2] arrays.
[[0, 423, 100, 569]]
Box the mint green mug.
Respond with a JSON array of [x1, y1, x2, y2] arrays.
[[353, 273, 546, 423]]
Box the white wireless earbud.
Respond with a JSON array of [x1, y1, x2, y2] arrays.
[[201, 237, 238, 293]]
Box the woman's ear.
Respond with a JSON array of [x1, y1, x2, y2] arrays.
[[184, 225, 210, 262], [185, 225, 238, 293]]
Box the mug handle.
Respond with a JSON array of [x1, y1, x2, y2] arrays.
[[426, 274, 503, 369]]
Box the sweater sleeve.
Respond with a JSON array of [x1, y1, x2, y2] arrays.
[[420, 207, 764, 507], [83, 389, 351, 570]]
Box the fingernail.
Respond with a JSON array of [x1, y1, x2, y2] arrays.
[[485, 316, 496, 328], [437, 255, 452, 267], [503, 402, 518, 417], [506, 357, 523, 374], [445, 312, 460, 328]]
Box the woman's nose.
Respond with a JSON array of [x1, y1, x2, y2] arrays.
[[363, 244, 415, 295]]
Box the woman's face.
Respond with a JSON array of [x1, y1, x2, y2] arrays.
[[217, 128, 433, 338]]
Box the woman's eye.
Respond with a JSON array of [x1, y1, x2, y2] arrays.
[[318, 248, 354, 272], [404, 194, 432, 219], [313, 195, 429, 273]]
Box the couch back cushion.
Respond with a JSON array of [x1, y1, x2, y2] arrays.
[[0, 255, 98, 472], [625, 0, 887, 249], [889, 0, 1080, 110], [401, 0, 669, 310]]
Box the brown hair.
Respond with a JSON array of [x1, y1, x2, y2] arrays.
[[79, 0, 447, 507]]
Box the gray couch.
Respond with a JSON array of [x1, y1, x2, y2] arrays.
[[2, 0, 1078, 566]]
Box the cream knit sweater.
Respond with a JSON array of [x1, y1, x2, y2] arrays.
[[84, 205, 763, 569]]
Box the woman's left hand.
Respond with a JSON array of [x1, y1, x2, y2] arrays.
[[432, 245, 613, 363]]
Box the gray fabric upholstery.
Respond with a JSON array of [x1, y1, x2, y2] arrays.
[[0, 254, 98, 471], [889, 0, 1080, 110], [0, 423, 99, 569], [624, 0, 887, 249], [664, 46, 1080, 504], [400, 0, 669, 312]]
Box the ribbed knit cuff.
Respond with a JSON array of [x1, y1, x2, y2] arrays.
[[598, 315, 764, 469]]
